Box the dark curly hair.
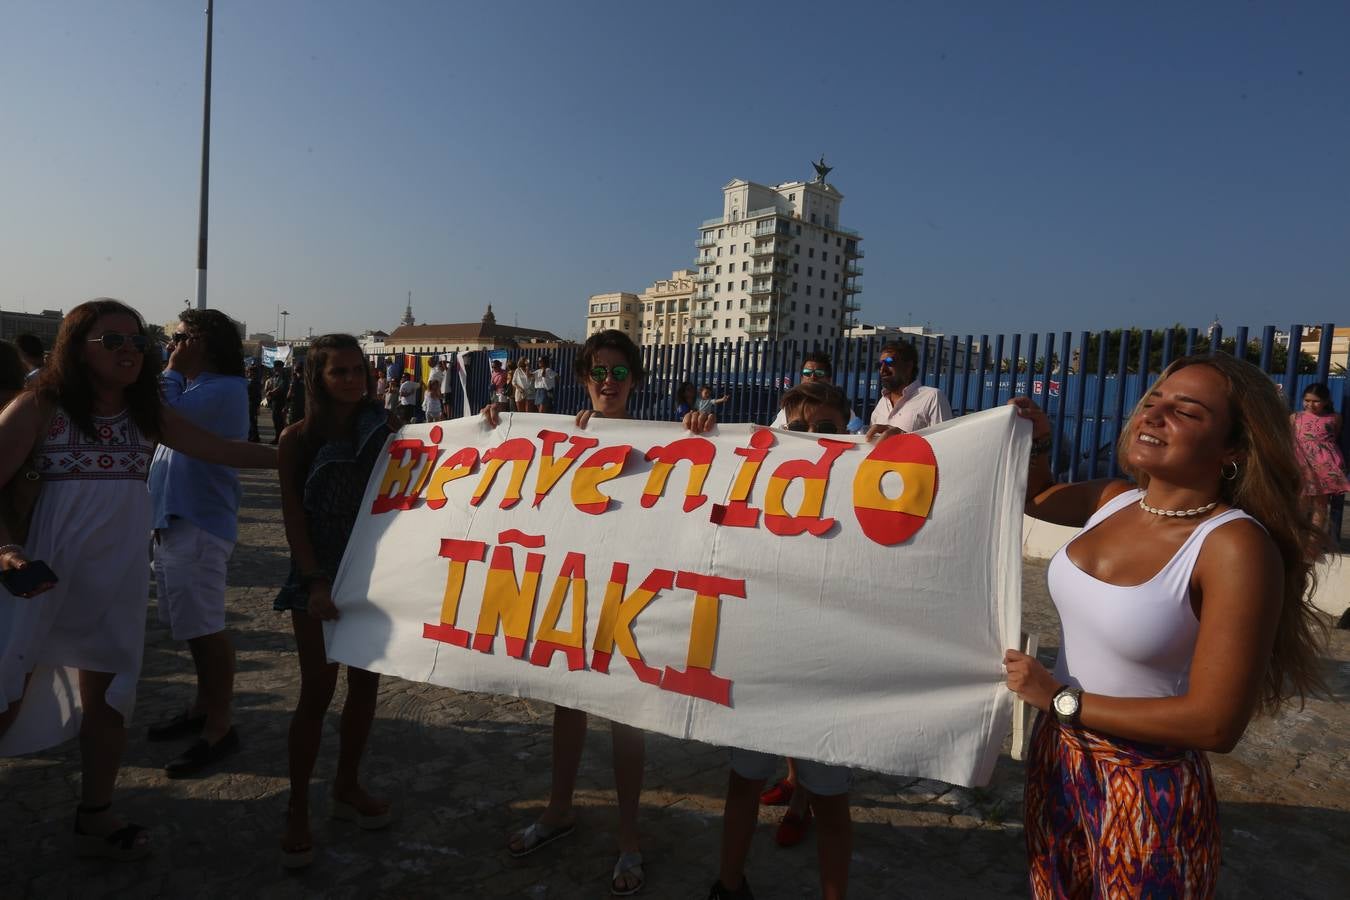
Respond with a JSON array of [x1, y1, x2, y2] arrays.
[[36, 298, 162, 441], [574, 330, 646, 383], [178, 308, 245, 377]]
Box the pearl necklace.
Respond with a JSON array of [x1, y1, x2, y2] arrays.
[[1138, 497, 1219, 518]]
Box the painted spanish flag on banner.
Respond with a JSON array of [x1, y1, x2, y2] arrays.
[[328, 407, 1029, 788]]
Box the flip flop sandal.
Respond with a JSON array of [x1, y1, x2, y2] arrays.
[[331, 799, 392, 831], [74, 805, 151, 862], [507, 820, 575, 858], [611, 851, 645, 896]]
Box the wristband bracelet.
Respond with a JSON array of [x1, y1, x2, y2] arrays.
[[1029, 436, 1052, 457]]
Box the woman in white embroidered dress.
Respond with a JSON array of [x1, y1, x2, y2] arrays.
[[1003, 354, 1326, 898], [0, 299, 275, 861]]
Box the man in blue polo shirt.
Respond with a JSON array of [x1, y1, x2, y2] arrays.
[[146, 309, 249, 777]]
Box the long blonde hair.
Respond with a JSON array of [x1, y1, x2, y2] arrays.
[[1117, 354, 1327, 711]]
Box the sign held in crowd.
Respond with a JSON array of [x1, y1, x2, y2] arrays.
[[328, 407, 1029, 788]]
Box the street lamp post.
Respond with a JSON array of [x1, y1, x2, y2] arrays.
[[195, 0, 213, 310], [280, 310, 290, 343]]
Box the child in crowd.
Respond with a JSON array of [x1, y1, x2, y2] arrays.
[[274, 334, 401, 869], [423, 378, 444, 422], [697, 385, 729, 414]]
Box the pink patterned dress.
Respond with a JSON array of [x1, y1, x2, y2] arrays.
[[1292, 411, 1350, 497]]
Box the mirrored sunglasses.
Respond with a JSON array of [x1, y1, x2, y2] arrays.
[[878, 356, 896, 368], [786, 418, 841, 434], [590, 364, 630, 383], [88, 332, 149, 352], [801, 368, 831, 378]]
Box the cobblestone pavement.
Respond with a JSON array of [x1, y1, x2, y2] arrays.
[[3, 448, 1348, 899]]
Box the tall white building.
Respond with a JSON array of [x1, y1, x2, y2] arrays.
[[685, 168, 862, 345]]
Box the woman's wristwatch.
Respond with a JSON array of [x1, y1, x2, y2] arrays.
[[1051, 685, 1083, 725]]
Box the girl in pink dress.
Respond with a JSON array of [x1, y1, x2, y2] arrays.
[[1291, 383, 1349, 552]]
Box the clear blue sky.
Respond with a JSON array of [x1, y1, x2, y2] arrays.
[[2, 1, 1347, 342]]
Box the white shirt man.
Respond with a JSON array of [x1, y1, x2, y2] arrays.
[[867, 345, 953, 434]]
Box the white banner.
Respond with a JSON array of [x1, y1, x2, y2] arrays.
[[328, 407, 1029, 787]]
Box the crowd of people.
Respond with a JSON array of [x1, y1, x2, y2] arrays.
[[0, 308, 1344, 897]]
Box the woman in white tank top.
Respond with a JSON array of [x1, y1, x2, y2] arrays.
[[1002, 354, 1326, 899]]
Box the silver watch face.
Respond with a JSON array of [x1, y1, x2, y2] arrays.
[[1053, 690, 1078, 716]]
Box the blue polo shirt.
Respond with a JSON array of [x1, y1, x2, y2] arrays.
[[148, 370, 249, 543]]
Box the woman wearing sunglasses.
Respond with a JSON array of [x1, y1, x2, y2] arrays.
[[0, 299, 276, 861], [485, 329, 712, 896]]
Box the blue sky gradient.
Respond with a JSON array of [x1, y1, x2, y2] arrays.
[[2, 1, 1347, 341]]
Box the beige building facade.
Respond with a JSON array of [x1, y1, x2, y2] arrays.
[[688, 171, 863, 345], [638, 270, 696, 346], [585, 292, 641, 342]]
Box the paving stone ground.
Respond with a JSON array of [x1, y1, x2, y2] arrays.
[[2, 436, 1347, 899]]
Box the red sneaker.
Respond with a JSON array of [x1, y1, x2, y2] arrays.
[[774, 808, 813, 847], [759, 778, 795, 806]]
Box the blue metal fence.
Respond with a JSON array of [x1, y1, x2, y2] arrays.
[[374, 321, 1348, 525]]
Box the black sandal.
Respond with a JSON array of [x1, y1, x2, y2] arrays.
[[74, 803, 152, 861]]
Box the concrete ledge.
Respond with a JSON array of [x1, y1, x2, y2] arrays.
[[1022, 515, 1350, 618]]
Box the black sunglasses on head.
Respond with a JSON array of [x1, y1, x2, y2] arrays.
[[87, 332, 149, 352], [786, 418, 841, 434]]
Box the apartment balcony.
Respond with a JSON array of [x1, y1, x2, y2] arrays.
[[748, 301, 773, 315], [691, 325, 713, 338], [746, 320, 787, 338], [695, 255, 715, 267], [843, 280, 861, 295], [694, 289, 713, 301], [748, 281, 777, 296], [692, 307, 713, 320], [749, 241, 788, 259], [845, 243, 864, 259], [692, 272, 715, 284], [695, 235, 717, 249], [843, 297, 862, 313], [845, 262, 863, 277], [750, 264, 779, 277]]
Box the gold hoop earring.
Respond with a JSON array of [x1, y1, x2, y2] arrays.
[[1221, 460, 1239, 481]]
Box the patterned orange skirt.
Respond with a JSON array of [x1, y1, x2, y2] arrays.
[[1024, 716, 1219, 899]]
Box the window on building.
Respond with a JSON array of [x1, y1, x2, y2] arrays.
[[807, 267, 813, 277], [810, 213, 817, 224], [727, 282, 733, 291], [796, 224, 802, 235], [716, 265, 722, 274], [738, 298, 745, 309], [817, 324, 823, 334], [836, 237, 842, 247], [740, 280, 747, 290], [714, 284, 720, 293], [794, 243, 800, 253], [793, 263, 799, 273], [824, 216, 832, 229], [792, 281, 798, 292], [739, 317, 745, 327], [717, 247, 722, 256], [835, 254, 841, 264], [729, 244, 736, 255], [830, 309, 836, 318], [789, 193, 796, 201], [789, 319, 795, 330], [791, 301, 797, 311], [832, 291, 838, 301], [718, 228, 724, 237], [808, 248, 815, 258], [834, 273, 839, 283], [819, 288, 825, 298], [741, 261, 748, 271]]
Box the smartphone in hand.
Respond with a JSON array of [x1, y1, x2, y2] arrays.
[[1, 560, 59, 597]]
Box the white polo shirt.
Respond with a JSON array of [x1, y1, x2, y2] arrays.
[[869, 382, 952, 432]]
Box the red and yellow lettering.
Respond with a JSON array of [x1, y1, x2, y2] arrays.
[[472, 532, 546, 657], [762, 439, 854, 536], [659, 571, 743, 706], [533, 430, 600, 508], [528, 551, 589, 671], [425, 447, 480, 510], [372, 438, 438, 514], [470, 437, 536, 509], [709, 429, 775, 527], [641, 437, 716, 512], [422, 538, 487, 647], [852, 432, 938, 545], [571, 444, 631, 515], [590, 562, 672, 684]]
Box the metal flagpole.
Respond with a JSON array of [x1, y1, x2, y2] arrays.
[[195, 0, 214, 309]]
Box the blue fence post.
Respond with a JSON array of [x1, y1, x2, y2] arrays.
[[1108, 329, 1131, 477], [1069, 332, 1090, 482], [1259, 326, 1276, 373], [1050, 332, 1070, 480], [1284, 324, 1303, 410], [1316, 322, 1334, 385], [1087, 330, 1109, 479]]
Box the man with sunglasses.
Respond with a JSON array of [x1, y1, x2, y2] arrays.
[[769, 351, 864, 434], [146, 309, 249, 777], [865, 342, 951, 439]]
